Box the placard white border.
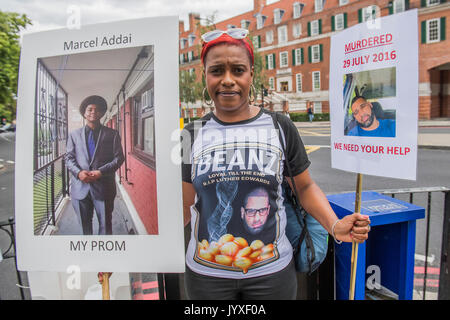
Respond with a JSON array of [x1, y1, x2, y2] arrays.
[[15, 16, 185, 272], [329, 10, 419, 181]]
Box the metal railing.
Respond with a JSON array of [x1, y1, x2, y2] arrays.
[[33, 59, 69, 235], [377, 186, 450, 300], [0, 218, 26, 300], [33, 156, 69, 235]]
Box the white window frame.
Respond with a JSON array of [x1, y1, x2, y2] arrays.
[[296, 73, 303, 92], [252, 36, 260, 49], [188, 34, 196, 47], [269, 77, 275, 90], [363, 5, 378, 22], [274, 9, 284, 24], [293, 2, 304, 18], [278, 25, 288, 43], [280, 51, 289, 68], [339, 0, 349, 5], [393, 0, 405, 13], [426, 18, 441, 43], [266, 30, 274, 44], [314, 101, 322, 113], [335, 13, 345, 31], [180, 38, 186, 49], [311, 44, 321, 63], [312, 71, 321, 91], [268, 54, 274, 70], [315, 0, 324, 13], [257, 14, 266, 29], [241, 19, 250, 29], [188, 51, 193, 62], [179, 53, 184, 64], [293, 23, 302, 38], [427, 0, 440, 7], [294, 48, 302, 66], [311, 20, 320, 36], [142, 91, 148, 109]]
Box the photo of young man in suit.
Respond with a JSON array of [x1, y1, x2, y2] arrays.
[[65, 95, 124, 235]]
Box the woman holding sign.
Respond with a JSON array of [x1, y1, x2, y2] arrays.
[[181, 28, 371, 300]]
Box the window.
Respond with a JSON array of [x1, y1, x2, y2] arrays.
[[296, 74, 303, 92], [188, 51, 193, 62], [315, 0, 324, 12], [180, 38, 187, 49], [339, 0, 349, 5], [253, 35, 261, 48], [256, 14, 266, 29], [274, 9, 285, 24], [269, 77, 275, 90], [278, 25, 288, 43], [227, 24, 236, 29], [179, 53, 184, 64], [427, 0, 440, 6], [266, 30, 274, 44], [423, 17, 446, 43], [311, 45, 321, 63], [188, 34, 196, 47], [362, 5, 378, 22], [393, 0, 405, 13], [314, 101, 322, 113], [312, 71, 321, 91], [293, 2, 304, 19], [427, 18, 440, 43], [334, 13, 345, 31], [293, 48, 303, 66], [266, 53, 276, 70], [133, 79, 156, 167], [293, 23, 301, 38], [280, 51, 289, 68], [241, 19, 251, 29], [280, 81, 289, 92], [310, 20, 320, 36]]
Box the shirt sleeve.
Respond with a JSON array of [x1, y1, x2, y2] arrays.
[[278, 115, 311, 177]]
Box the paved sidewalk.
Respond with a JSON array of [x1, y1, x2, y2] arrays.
[[294, 118, 450, 150]]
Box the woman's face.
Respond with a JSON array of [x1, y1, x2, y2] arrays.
[[204, 44, 254, 113]]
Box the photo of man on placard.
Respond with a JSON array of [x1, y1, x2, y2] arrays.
[[346, 95, 396, 137], [343, 67, 397, 137], [33, 45, 158, 236], [65, 95, 124, 235]]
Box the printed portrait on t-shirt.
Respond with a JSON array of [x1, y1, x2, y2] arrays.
[[192, 142, 282, 274]]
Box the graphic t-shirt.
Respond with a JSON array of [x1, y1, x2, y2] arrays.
[[181, 108, 310, 279], [347, 119, 396, 137]]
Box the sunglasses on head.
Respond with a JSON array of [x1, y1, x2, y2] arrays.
[[201, 28, 249, 43]]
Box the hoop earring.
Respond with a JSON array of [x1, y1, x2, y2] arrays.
[[202, 88, 213, 107], [249, 84, 256, 104]]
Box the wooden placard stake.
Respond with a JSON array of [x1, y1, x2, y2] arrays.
[[99, 272, 112, 300], [349, 173, 363, 300]]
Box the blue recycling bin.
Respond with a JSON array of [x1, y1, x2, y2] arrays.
[[327, 191, 425, 300]]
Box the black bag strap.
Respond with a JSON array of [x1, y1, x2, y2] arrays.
[[270, 112, 316, 273]]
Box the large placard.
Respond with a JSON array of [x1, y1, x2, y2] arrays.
[[329, 10, 419, 180], [15, 17, 185, 272]]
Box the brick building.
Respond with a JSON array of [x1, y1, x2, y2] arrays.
[[179, 0, 449, 119]]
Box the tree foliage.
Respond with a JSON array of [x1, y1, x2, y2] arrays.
[[0, 11, 32, 120]]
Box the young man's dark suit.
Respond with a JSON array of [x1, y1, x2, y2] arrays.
[[65, 113, 124, 235]]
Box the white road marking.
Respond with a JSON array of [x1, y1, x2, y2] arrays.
[[415, 253, 435, 264]]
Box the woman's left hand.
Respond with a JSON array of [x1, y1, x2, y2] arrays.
[[333, 213, 371, 243]]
